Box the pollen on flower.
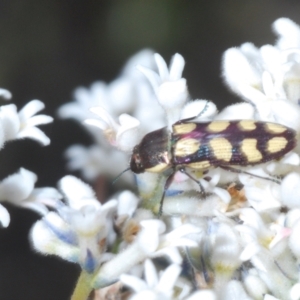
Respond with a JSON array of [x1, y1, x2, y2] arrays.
[[227, 183, 247, 210], [258, 235, 275, 249], [214, 263, 237, 275], [117, 219, 140, 243]]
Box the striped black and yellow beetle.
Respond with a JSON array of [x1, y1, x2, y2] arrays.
[[130, 116, 296, 215]]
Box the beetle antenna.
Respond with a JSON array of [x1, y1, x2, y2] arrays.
[[112, 167, 131, 185], [196, 100, 210, 118]]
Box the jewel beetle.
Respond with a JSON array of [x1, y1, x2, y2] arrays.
[[130, 118, 297, 215]]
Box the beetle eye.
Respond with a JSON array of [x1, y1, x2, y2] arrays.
[[130, 153, 145, 173], [136, 157, 142, 167]]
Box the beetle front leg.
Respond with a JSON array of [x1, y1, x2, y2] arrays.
[[158, 169, 177, 216]]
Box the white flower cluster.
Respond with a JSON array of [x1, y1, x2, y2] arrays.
[[30, 175, 200, 296], [0, 96, 54, 227], [58, 49, 165, 183], [5, 16, 300, 300]]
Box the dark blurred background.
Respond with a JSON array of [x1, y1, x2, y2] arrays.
[[0, 1, 299, 299]]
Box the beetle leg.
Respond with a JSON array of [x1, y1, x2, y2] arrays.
[[174, 100, 210, 124], [158, 170, 177, 216], [179, 167, 206, 196], [219, 166, 280, 184]]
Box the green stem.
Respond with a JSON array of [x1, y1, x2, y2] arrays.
[[71, 270, 94, 300], [140, 173, 167, 214]]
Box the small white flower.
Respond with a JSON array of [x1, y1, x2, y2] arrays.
[[237, 208, 293, 298], [289, 218, 300, 259], [187, 291, 216, 300], [93, 219, 199, 288], [58, 79, 136, 122], [0, 88, 12, 100], [281, 172, 300, 208], [58, 49, 157, 127], [0, 100, 53, 146], [243, 270, 269, 299], [162, 193, 228, 216], [265, 151, 300, 175], [264, 295, 281, 300], [121, 49, 156, 78], [180, 99, 217, 121], [239, 168, 281, 212], [64, 144, 132, 183], [209, 223, 242, 291], [120, 259, 181, 300], [0, 168, 36, 203], [58, 50, 166, 182], [59, 175, 100, 209], [108, 190, 143, 246], [31, 175, 117, 273], [290, 283, 300, 300], [0, 168, 61, 215], [215, 102, 255, 120], [222, 19, 300, 134], [138, 53, 188, 127], [25, 187, 63, 213], [237, 208, 275, 261], [0, 204, 10, 227], [222, 280, 252, 300], [117, 190, 140, 218], [85, 107, 140, 151], [273, 18, 300, 50]]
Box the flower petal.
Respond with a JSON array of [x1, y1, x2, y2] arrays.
[[120, 274, 148, 292], [0, 168, 37, 203], [281, 172, 300, 209], [216, 103, 255, 120], [0, 88, 12, 100], [17, 126, 51, 146], [144, 259, 158, 288], [0, 204, 10, 227], [30, 218, 79, 262], [169, 53, 185, 81], [137, 64, 160, 93], [0, 104, 19, 140], [181, 100, 217, 121], [25, 114, 53, 127], [154, 53, 169, 81], [18, 100, 45, 121], [58, 175, 99, 210], [157, 263, 181, 295]]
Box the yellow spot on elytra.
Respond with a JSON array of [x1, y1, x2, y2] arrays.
[[187, 160, 210, 170], [265, 123, 287, 133], [174, 138, 200, 157], [209, 138, 232, 162], [173, 123, 196, 134], [145, 163, 169, 173], [207, 121, 230, 132], [267, 137, 288, 153], [238, 120, 256, 131], [241, 139, 262, 162]]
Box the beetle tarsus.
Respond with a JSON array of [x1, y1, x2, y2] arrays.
[[179, 167, 206, 197]]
